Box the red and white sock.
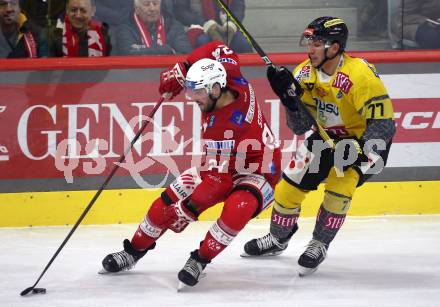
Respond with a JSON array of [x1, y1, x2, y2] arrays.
[[199, 190, 259, 260], [131, 198, 170, 251]]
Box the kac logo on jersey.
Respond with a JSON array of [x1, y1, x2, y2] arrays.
[[230, 110, 245, 126], [233, 77, 248, 86]]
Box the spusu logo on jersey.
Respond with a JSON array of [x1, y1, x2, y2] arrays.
[[315, 99, 340, 116], [315, 98, 344, 130]]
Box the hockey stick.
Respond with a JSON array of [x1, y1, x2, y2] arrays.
[[20, 95, 166, 296], [215, 0, 335, 148]]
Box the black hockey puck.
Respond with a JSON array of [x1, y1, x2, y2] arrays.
[[32, 288, 46, 294]]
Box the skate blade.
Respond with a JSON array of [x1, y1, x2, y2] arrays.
[[98, 268, 124, 275], [176, 273, 207, 292], [297, 265, 318, 277], [240, 251, 283, 258], [98, 268, 111, 275], [177, 282, 187, 292]]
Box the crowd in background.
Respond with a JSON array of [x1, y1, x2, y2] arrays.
[[0, 0, 439, 59], [0, 0, 251, 58], [390, 0, 440, 49]]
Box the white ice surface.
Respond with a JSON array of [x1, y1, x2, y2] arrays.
[[2, 215, 440, 307]]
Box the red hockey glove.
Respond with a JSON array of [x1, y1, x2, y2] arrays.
[[159, 62, 188, 99], [168, 199, 197, 233]]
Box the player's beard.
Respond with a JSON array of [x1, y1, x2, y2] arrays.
[[199, 98, 216, 113], [198, 91, 221, 113]]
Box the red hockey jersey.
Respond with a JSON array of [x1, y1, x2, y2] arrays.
[[186, 41, 281, 186]]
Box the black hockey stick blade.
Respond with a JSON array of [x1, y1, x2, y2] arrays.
[[20, 286, 34, 296], [21, 286, 47, 296]]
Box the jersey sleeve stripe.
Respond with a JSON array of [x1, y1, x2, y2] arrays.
[[358, 94, 391, 112]]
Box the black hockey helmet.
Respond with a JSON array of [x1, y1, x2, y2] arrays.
[[301, 16, 348, 52]]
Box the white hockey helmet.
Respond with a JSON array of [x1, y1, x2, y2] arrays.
[[185, 58, 227, 94]]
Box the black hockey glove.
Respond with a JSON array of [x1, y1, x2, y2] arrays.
[[305, 132, 369, 174], [267, 65, 303, 112], [334, 138, 369, 172]]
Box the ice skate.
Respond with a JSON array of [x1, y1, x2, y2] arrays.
[[297, 239, 327, 276], [241, 224, 298, 257], [241, 233, 288, 257], [100, 239, 155, 274], [177, 249, 210, 288]]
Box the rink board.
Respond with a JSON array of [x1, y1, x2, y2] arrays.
[[1, 181, 439, 227], [1, 55, 440, 227]]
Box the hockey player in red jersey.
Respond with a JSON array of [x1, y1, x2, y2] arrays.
[[101, 41, 281, 288]]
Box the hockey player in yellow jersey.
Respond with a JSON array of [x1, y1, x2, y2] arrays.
[[243, 16, 396, 276]]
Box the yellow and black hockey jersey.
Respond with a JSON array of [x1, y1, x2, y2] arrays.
[[293, 53, 394, 139]]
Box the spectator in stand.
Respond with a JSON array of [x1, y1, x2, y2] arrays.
[[392, 0, 440, 48], [47, 0, 111, 57], [19, 0, 66, 30], [116, 0, 191, 55], [170, 0, 209, 48], [93, 0, 134, 54], [94, 0, 133, 29], [172, 0, 252, 53], [0, 0, 46, 58], [358, 0, 387, 38]]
